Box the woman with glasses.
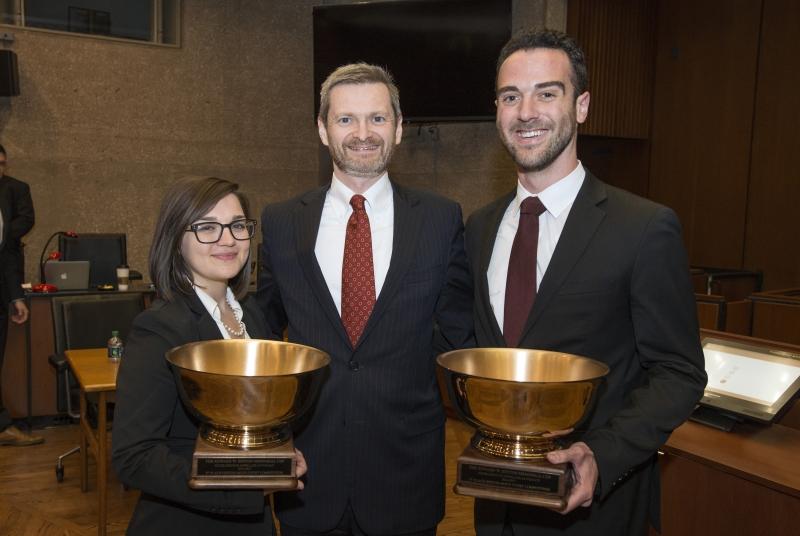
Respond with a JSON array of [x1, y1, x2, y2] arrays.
[[112, 176, 302, 535]]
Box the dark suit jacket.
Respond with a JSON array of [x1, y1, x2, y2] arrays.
[[257, 182, 473, 534], [112, 292, 274, 536], [465, 172, 706, 536], [0, 174, 34, 303], [0, 174, 34, 427]]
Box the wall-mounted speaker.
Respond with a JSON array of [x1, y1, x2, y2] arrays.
[[0, 50, 20, 97]]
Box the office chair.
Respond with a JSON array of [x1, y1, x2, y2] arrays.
[[48, 293, 145, 482]]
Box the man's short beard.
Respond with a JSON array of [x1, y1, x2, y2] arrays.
[[507, 128, 572, 173], [499, 107, 577, 174], [329, 137, 395, 178]]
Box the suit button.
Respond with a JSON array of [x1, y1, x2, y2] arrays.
[[348, 360, 360, 371]]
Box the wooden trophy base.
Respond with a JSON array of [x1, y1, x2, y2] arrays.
[[189, 435, 297, 490], [455, 444, 572, 509]]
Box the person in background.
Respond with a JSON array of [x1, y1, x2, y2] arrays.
[[0, 143, 39, 447], [257, 63, 473, 535], [112, 176, 305, 534], [466, 30, 707, 535]]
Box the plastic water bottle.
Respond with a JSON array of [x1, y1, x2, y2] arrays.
[[107, 330, 124, 360]]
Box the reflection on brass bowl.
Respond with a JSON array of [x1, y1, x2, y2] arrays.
[[437, 348, 609, 459], [166, 339, 330, 450]]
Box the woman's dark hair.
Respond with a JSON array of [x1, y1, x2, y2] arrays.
[[149, 176, 252, 302]]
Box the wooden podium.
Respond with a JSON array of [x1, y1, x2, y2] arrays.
[[657, 418, 800, 536], [655, 330, 800, 536]]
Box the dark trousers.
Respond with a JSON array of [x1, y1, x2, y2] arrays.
[[0, 294, 12, 431], [280, 504, 437, 536]]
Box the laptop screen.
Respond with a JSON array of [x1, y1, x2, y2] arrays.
[[44, 261, 90, 290]]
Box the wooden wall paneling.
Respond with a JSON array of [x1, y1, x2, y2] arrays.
[[567, 0, 656, 138], [1, 319, 28, 417], [3, 297, 60, 418], [724, 300, 752, 335], [28, 298, 58, 417], [648, 0, 762, 268], [695, 294, 725, 331], [743, 0, 800, 289], [751, 300, 800, 346]]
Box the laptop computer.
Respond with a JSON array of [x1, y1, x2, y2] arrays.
[[44, 261, 91, 290]]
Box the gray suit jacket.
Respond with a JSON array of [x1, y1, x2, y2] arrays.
[[466, 172, 706, 536], [257, 181, 473, 534]]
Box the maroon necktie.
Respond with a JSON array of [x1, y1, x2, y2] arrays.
[[504, 196, 547, 347], [341, 194, 376, 346]]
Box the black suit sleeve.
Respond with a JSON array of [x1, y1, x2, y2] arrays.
[[8, 180, 34, 241], [433, 203, 475, 353], [111, 307, 267, 516], [256, 205, 288, 340], [583, 207, 707, 497]]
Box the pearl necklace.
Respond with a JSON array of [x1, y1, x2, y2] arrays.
[[221, 298, 246, 337]]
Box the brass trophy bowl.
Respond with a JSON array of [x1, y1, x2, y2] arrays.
[[437, 348, 609, 508], [165, 339, 330, 489]]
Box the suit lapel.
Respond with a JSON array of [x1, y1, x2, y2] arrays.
[[242, 298, 268, 339], [0, 178, 10, 246], [520, 173, 607, 340], [184, 292, 269, 340], [478, 191, 515, 347], [295, 186, 352, 346], [183, 292, 225, 340], [355, 182, 422, 350]]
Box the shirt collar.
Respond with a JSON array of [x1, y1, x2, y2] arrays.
[[514, 161, 586, 218], [329, 173, 393, 217], [193, 286, 242, 322]]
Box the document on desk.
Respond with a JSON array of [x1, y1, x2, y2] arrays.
[[704, 346, 800, 405]]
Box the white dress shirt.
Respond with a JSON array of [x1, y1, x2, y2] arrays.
[[315, 173, 394, 314], [194, 286, 251, 339], [487, 162, 586, 332]]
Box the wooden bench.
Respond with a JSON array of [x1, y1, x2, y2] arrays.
[[695, 294, 752, 335], [748, 288, 800, 345]]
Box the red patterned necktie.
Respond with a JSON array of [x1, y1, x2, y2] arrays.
[[504, 196, 547, 347], [341, 194, 376, 346]]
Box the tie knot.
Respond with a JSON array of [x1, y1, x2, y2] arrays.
[[350, 194, 366, 211], [520, 196, 546, 216]]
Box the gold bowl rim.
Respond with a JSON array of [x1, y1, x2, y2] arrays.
[[165, 339, 331, 378], [436, 347, 610, 384]]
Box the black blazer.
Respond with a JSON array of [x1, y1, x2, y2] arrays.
[[111, 292, 274, 535], [465, 173, 706, 536], [257, 182, 473, 534], [0, 175, 34, 302]]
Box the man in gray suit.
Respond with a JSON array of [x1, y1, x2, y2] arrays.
[[466, 30, 706, 535], [257, 63, 473, 535]]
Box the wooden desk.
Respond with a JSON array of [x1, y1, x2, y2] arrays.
[[1, 287, 152, 419], [65, 348, 118, 536], [659, 420, 800, 535]]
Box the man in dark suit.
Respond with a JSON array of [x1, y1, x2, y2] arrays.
[[0, 143, 40, 446], [466, 30, 707, 535], [257, 63, 473, 535]]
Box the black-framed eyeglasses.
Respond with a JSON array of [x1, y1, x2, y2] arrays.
[[185, 219, 257, 243]]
